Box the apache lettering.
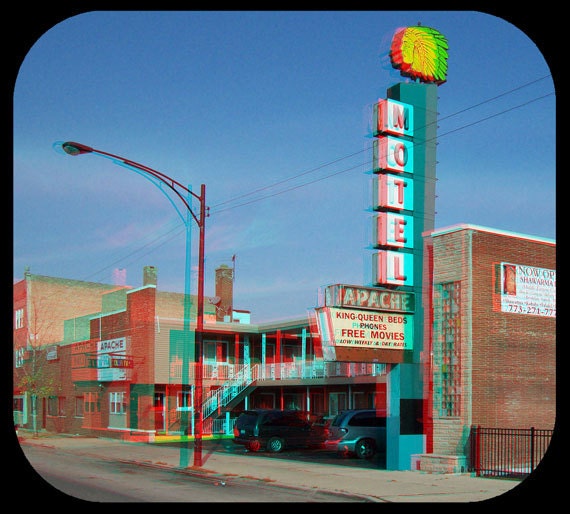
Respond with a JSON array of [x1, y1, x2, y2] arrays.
[[339, 286, 413, 312], [98, 338, 126, 352]]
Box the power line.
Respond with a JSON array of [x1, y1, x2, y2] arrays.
[[210, 76, 553, 214], [77, 75, 554, 279], [211, 84, 554, 214], [211, 150, 368, 209]]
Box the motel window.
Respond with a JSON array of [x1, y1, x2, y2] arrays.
[[48, 396, 66, 417], [204, 341, 228, 364], [352, 391, 369, 410], [75, 396, 84, 417], [437, 282, 462, 417], [329, 392, 347, 416], [283, 344, 301, 362], [84, 392, 100, 413], [283, 393, 303, 411], [110, 392, 127, 415]]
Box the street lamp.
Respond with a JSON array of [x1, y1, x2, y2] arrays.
[[57, 141, 207, 467]]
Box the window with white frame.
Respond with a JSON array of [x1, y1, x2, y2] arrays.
[[109, 392, 127, 415], [15, 308, 24, 329], [177, 389, 192, 410], [15, 347, 25, 368]]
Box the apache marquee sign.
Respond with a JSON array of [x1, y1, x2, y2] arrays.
[[315, 284, 415, 363], [315, 306, 413, 363], [320, 284, 415, 313]]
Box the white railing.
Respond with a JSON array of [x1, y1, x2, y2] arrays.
[[202, 363, 258, 419], [167, 361, 387, 433], [170, 360, 386, 383]]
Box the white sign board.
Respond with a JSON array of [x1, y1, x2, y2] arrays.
[[500, 263, 556, 317]]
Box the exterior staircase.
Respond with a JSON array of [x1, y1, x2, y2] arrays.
[[202, 363, 258, 420]]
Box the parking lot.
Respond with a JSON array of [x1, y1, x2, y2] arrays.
[[165, 437, 388, 470]]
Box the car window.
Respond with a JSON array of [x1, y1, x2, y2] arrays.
[[261, 411, 282, 425], [330, 411, 351, 427], [282, 413, 308, 427], [348, 412, 386, 427], [237, 411, 259, 427]]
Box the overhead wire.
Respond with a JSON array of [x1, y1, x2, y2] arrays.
[[79, 75, 554, 282], [211, 78, 554, 214]]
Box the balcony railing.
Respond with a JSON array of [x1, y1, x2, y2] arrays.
[[169, 360, 387, 383], [165, 361, 388, 435]]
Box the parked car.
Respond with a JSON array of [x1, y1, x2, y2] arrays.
[[232, 409, 328, 453], [324, 409, 386, 459]]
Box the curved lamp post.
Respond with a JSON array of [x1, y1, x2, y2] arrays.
[[57, 141, 206, 467]]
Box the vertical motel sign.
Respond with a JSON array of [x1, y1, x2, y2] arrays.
[[372, 99, 414, 286]]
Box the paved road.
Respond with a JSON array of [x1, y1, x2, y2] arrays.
[[23, 444, 368, 502], [16, 432, 551, 503]]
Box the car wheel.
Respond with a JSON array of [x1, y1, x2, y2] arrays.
[[246, 439, 262, 452], [267, 436, 285, 453], [355, 438, 376, 459]]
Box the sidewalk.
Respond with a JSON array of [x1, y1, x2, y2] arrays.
[[17, 431, 525, 503]]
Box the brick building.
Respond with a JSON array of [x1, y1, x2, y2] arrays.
[[415, 224, 556, 472], [13, 266, 386, 441]]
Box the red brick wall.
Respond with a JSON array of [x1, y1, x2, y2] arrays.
[[16, 274, 130, 346], [128, 286, 156, 386], [427, 228, 556, 458], [470, 231, 556, 429]]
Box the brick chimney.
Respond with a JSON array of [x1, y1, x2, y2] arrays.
[[143, 266, 157, 287], [215, 264, 234, 321]]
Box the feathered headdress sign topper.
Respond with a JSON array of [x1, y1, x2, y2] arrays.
[[389, 25, 448, 85]]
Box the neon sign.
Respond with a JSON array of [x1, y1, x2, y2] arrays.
[[317, 307, 413, 350], [320, 284, 415, 313], [372, 95, 414, 288], [374, 174, 414, 211], [374, 99, 414, 137], [373, 250, 414, 287], [373, 212, 414, 248], [373, 136, 414, 173]]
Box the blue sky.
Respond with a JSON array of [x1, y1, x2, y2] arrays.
[[13, 11, 556, 323]]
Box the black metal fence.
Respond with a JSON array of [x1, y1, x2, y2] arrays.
[[469, 425, 553, 478]]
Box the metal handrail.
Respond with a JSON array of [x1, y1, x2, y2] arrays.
[[202, 363, 258, 419]]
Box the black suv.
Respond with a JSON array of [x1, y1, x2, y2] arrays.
[[232, 409, 327, 453]]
